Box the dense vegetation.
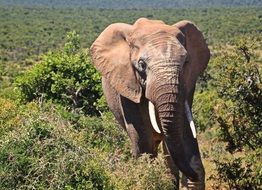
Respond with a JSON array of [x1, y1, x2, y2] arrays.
[[0, 99, 174, 189], [0, 4, 261, 190], [0, 6, 261, 64], [194, 38, 262, 189], [1, 0, 262, 8]]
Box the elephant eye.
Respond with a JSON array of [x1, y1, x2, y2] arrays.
[[137, 59, 147, 73]]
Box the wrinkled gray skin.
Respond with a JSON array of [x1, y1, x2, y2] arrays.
[[91, 18, 210, 190]]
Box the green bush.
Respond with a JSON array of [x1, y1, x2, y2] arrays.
[[109, 154, 175, 190], [0, 101, 174, 190], [214, 39, 261, 152], [0, 101, 117, 190], [210, 152, 262, 190], [16, 31, 104, 116], [210, 39, 262, 189]]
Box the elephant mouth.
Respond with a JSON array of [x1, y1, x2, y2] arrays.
[[148, 100, 197, 138]]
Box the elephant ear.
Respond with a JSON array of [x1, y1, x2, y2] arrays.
[[174, 21, 210, 99], [91, 23, 142, 103]]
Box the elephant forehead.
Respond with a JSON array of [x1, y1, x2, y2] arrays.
[[133, 18, 166, 26], [130, 32, 187, 61], [129, 20, 184, 46], [129, 28, 183, 47], [132, 24, 180, 37]]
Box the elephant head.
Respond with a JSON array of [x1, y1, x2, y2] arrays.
[[91, 18, 210, 187]]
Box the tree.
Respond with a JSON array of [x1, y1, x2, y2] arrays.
[[16, 31, 104, 115]]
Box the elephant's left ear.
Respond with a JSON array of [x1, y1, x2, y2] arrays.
[[174, 21, 210, 95]]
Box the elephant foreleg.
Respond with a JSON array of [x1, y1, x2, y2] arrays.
[[102, 77, 126, 129], [120, 96, 157, 157]]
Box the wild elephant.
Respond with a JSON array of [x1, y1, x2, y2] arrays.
[[91, 18, 210, 190]]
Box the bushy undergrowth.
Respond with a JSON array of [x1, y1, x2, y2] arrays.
[[109, 154, 174, 190], [213, 39, 261, 152], [0, 99, 174, 190], [210, 151, 261, 190], [194, 38, 262, 189]]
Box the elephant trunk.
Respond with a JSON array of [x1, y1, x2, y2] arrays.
[[146, 61, 204, 187], [150, 73, 200, 182]]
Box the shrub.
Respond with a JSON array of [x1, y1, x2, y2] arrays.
[[214, 39, 261, 152], [210, 38, 262, 189], [0, 102, 117, 190], [0, 102, 174, 190], [210, 152, 262, 190], [109, 154, 175, 190], [16, 31, 104, 116]]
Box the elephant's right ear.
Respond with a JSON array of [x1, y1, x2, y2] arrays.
[[174, 20, 210, 99], [91, 23, 142, 103]]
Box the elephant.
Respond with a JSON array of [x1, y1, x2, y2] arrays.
[[91, 18, 210, 190]]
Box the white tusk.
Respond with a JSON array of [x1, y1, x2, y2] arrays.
[[184, 100, 197, 138], [148, 101, 161, 134]]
